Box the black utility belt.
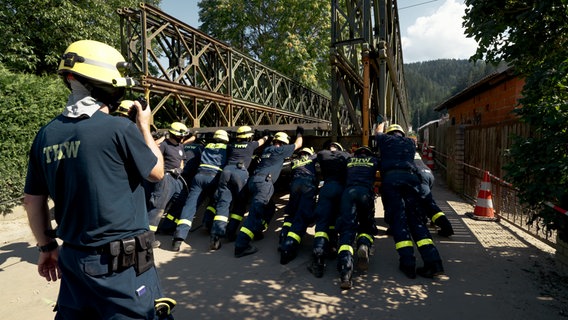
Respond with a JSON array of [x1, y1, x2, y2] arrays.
[[63, 230, 155, 276]]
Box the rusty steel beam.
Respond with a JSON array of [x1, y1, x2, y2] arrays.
[[331, 0, 410, 144], [117, 3, 336, 132]]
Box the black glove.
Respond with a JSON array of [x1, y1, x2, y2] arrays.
[[296, 126, 304, 136], [262, 129, 272, 138]]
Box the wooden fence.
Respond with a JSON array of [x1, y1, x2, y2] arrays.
[[421, 120, 556, 245]]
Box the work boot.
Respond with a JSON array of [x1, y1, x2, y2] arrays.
[[171, 238, 183, 252], [307, 254, 326, 278], [435, 215, 454, 237], [417, 261, 445, 279], [438, 228, 454, 237], [339, 267, 353, 290], [152, 240, 161, 249], [209, 235, 221, 251], [399, 264, 417, 279], [278, 227, 289, 247], [234, 245, 258, 258], [356, 244, 370, 271], [337, 251, 354, 290], [280, 249, 297, 265], [279, 238, 298, 265]]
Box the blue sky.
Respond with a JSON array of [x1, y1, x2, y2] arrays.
[[159, 0, 477, 63]]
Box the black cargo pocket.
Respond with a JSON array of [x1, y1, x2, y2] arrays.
[[134, 232, 155, 276]]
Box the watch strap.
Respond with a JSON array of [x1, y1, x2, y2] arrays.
[[37, 241, 59, 253]]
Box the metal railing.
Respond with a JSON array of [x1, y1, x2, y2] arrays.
[[434, 149, 557, 246]]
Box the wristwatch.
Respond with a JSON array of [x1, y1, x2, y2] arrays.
[[37, 241, 59, 253]]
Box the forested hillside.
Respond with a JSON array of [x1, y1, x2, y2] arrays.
[[404, 59, 509, 130]]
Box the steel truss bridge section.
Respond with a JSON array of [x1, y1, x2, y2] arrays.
[[331, 0, 409, 143], [117, 3, 345, 134]]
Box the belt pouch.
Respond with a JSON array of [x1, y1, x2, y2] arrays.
[[108, 241, 121, 272], [134, 232, 155, 276], [120, 238, 136, 270]]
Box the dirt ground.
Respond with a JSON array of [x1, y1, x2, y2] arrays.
[[2, 178, 568, 320]]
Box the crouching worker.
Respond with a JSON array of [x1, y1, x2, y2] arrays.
[[336, 146, 380, 289]]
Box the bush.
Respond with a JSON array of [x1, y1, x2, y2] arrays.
[[0, 65, 67, 214]]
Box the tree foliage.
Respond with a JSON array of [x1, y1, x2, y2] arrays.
[[0, 0, 159, 75], [404, 59, 508, 129], [0, 1, 160, 213], [463, 0, 568, 233], [0, 65, 67, 212], [198, 0, 331, 92]]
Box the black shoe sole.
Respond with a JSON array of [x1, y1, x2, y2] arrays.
[[234, 246, 258, 258]]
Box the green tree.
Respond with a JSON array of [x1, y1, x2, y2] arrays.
[[0, 0, 160, 75], [463, 0, 568, 235], [198, 0, 331, 92], [0, 65, 67, 212], [0, 1, 160, 212]]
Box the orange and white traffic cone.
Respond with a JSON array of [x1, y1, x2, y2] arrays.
[[422, 142, 428, 158], [425, 147, 434, 169], [467, 171, 499, 221]]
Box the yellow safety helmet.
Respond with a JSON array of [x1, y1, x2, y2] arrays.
[[58, 40, 131, 87], [114, 100, 133, 117], [236, 125, 254, 139], [299, 147, 315, 155], [169, 122, 189, 137], [213, 129, 229, 142], [386, 124, 405, 136], [273, 132, 289, 144]]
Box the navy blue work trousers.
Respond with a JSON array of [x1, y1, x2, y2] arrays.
[[284, 176, 317, 237], [235, 175, 274, 249], [381, 171, 441, 266], [55, 245, 163, 319], [212, 164, 249, 237], [336, 185, 376, 249]]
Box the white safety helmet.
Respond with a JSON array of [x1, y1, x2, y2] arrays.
[[273, 132, 290, 144], [213, 129, 229, 142]]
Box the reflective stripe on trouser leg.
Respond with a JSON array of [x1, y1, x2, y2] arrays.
[[415, 237, 442, 264], [166, 214, 179, 224], [230, 214, 243, 221], [173, 218, 192, 240], [395, 240, 416, 266], [148, 208, 165, 232], [287, 232, 301, 244], [431, 212, 445, 223], [313, 232, 328, 256], [239, 226, 255, 240], [337, 245, 354, 272], [416, 238, 434, 247], [314, 231, 329, 241], [395, 240, 413, 250], [338, 244, 353, 255], [212, 215, 229, 237], [356, 233, 374, 246], [214, 215, 228, 222]]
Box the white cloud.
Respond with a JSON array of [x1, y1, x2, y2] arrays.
[[402, 0, 477, 63]]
